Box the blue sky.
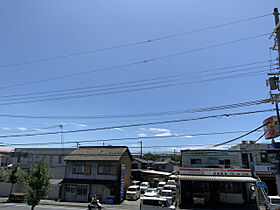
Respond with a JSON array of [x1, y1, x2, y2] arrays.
[[0, 0, 279, 154]]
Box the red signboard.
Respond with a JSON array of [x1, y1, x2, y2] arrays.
[[263, 116, 279, 139]]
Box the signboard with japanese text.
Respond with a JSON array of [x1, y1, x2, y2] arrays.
[[120, 164, 125, 202], [263, 116, 280, 139], [180, 168, 252, 177]]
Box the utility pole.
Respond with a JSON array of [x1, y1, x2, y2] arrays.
[[274, 8, 280, 196], [274, 8, 280, 65], [59, 124, 64, 155], [268, 7, 280, 196], [140, 141, 143, 158]]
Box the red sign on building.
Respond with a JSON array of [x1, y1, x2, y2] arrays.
[[263, 116, 279, 139]]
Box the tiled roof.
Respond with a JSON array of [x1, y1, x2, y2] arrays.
[[64, 146, 130, 161], [0, 147, 14, 153]]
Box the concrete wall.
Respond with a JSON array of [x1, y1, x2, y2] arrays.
[[0, 182, 12, 197], [47, 185, 60, 200], [119, 151, 132, 197], [181, 150, 242, 169]]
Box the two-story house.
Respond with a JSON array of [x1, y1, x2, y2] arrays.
[[12, 148, 74, 179], [62, 146, 132, 204]]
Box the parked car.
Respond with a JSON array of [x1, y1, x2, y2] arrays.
[[144, 188, 159, 197], [157, 182, 166, 192], [166, 180, 176, 187], [193, 193, 205, 205], [267, 196, 280, 210], [162, 185, 176, 196], [140, 182, 150, 193], [132, 180, 141, 186], [140, 197, 176, 210], [160, 190, 174, 205], [126, 185, 141, 200]]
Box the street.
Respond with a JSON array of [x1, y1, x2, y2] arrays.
[[0, 200, 140, 210]]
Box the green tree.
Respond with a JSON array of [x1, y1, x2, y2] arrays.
[[0, 168, 8, 182], [16, 168, 29, 183], [26, 160, 51, 210], [8, 164, 19, 184]]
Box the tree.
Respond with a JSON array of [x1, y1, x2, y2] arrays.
[[0, 168, 8, 182], [26, 160, 51, 210], [16, 168, 28, 183], [8, 164, 19, 184]]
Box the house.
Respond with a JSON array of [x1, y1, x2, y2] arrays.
[[0, 147, 14, 168], [62, 146, 132, 204], [152, 158, 174, 172], [12, 148, 74, 179], [131, 157, 148, 169]]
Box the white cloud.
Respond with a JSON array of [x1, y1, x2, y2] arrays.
[[149, 128, 170, 133], [34, 128, 47, 131], [138, 133, 147, 137], [139, 128, 146, 131], [183, 135, 193, 138], [69, 123, 88, 127], [18, 127, 27, 131], [78, 124, 88, 127], [114, 128, 123, 131], [154, 132, 172, 137], [2, 127, 10, 130]]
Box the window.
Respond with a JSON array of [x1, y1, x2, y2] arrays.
[[219, 160, 225, 165], [98, 165, 117, 175], [73, 164, 85, 174], [225, 159, 230, 168], [58, 156, 62, 164], [110, 187, 116, 196], [132, 163, 138, 169], [65, 185, 76, 193], [261, 153, 269, 163], [77, 186, 87, 196], [84, 165, 92, 174], [249, 153, 253, 162], [50, 156, 53, 164], [110, 166, 117, 175], [191, 159, 202, 164]]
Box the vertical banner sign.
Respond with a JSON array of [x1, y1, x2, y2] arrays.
[[120, 164, 125, 202]]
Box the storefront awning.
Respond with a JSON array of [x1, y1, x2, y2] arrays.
[[179, 175, 257, 183]]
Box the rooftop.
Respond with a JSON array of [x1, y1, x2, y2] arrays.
[[64, 146, 131, 161]]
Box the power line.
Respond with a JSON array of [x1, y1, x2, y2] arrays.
[[0, 14, 271, 69], [0, 68, 271, 106], [0, 99, 267, 120], [0, 109, 274, 139], [0, 32, 270, 90], [0, 61, 273, 99], [213, 122, 269, 147], [1, 67, 271, 103], [1, 130, 254, 147]]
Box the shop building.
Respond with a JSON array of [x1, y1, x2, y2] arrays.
[[179, 168, 257, 207]]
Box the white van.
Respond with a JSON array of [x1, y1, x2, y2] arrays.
[[126, 185, 140, 200], [140, 197, 176, 210], [267, 196, 280, 210]]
